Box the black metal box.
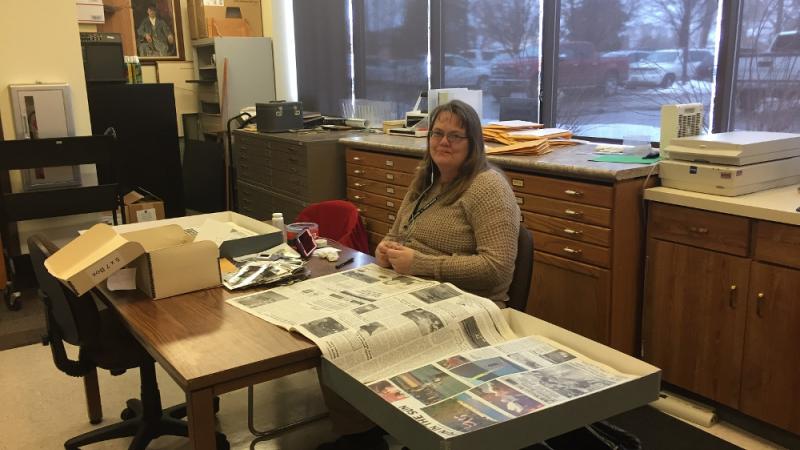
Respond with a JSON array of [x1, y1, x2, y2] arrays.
[[256, 101, 303, 132]]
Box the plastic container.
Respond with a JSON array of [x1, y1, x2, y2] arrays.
[[272, 212, 287, 243], [286, 222, 319, 241]]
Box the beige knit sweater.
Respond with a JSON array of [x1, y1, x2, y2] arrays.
[[384, 169, 521, 303]]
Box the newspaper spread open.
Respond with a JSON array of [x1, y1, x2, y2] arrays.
[[226, 263, 633, 437]]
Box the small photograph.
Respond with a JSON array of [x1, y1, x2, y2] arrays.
[[236, 290, 289, 308], [541, 349, 576, 365], [359, 321, 387, 336], [422, 393, 507, 433], [471, 380, 544, 416], [391, 365, 470, 406], [341, 268, 381, 284], [368, 380, 408, 403], [528, 364, 617, 399], [506, 352, 543, 370], [460, 316, 490, 348], [401, 308, 445, 336], [410, 284, 461, 304], [449, 357, 527, 383], [382, 275, 417, 286], [302, 317, 347, 338], [353, 304, 378, 315], [438, 355, 470, 370]]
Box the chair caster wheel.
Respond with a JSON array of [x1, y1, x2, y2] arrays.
[[120, 407, 136, 421]]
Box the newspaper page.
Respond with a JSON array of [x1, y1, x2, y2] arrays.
[[227, 264, 517, 381], [366, 335, 634, 438]]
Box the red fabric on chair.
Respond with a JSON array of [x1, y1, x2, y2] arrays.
[[295, 200, 370, 254]]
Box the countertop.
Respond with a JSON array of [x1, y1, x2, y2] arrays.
[[645, 185, 800, 226], [340, 133, 658, 182]]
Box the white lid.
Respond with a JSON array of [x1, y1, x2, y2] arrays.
[[272, 212, 283, 218]]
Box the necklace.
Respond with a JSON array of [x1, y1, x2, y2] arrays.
[[400, 187, 439, 244]]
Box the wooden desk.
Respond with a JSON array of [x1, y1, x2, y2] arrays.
[[99, 244, 373, 450]]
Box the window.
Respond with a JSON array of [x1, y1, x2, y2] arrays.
[[556, 0, 719, 141], [732, 0, 800, 132]]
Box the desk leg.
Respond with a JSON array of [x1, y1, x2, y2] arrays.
[[187, 388, 218, 450]]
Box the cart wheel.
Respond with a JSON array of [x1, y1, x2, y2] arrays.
[[4, 288, 21, 311]]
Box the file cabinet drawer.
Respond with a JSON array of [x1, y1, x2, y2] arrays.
[[754, 220, 800, 269], [356, 203, 398, 226], [506, 170, 613, 208], [347, 189, 401, 212], [522, 212, 611, 247], [347, 149, 420, 173], [515, 192, 612, 227], [533, 232, 611, 268], [648, 203, 750, 256], [348, 176, 408, 200], [363, 216, 392, 236], [269, 140, 306, 155], [348, 163, 415, 187]]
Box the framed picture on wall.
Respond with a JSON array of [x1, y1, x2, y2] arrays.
[[132, 0, 184, 61]]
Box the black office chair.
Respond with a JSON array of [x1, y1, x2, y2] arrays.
[[507, 226, 534, 312], [28, 234, 229, 450], [0, 135, 122, 310]]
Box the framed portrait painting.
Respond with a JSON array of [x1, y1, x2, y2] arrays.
[[132, 0, 184, 61]]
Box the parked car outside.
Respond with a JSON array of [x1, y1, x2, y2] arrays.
[[737, 30, 800, 111], [627, 49, 714, 88], [443, 53, 491, 90], [602, 50, 649, 63]]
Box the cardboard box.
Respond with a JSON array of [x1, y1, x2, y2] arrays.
[[188, 0, 263, 39], [321, 309, 661, 450], [112, 211, 282, 259], [124, 190, 166, 224], [46, 223, 221, 299], [77, 3, 105, 24]]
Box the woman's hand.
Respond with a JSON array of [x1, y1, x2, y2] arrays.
[[374, 240, 393, 267], [385, 244, 415, 274]]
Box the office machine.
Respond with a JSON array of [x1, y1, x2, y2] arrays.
[[80, 32, 126, 83], [256, 101, 303, 132], [388, 112, 428, 137], [659, 157, 800, 196], [664, 131, 800, 165], [660, 103, 702, 149]]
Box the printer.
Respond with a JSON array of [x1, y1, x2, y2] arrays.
[[659, 131, 800, 196]]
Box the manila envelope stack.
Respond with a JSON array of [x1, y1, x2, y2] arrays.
[[482, 120, 577, 156]]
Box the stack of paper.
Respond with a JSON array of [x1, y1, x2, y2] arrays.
[[483, 122, 576, 156]]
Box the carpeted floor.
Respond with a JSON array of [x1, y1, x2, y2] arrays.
[[0, 289, 46, 350], [607, 406, 743, 450]]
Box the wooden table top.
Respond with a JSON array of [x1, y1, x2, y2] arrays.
[[99, 243, 374, 392]]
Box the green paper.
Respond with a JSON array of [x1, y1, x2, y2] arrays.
[[590, 155, 660, 165]]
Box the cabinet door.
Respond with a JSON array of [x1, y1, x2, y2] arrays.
[[527, 252, 610, 344], [642, 239, 749, 408], [740, 262, 800, 434]]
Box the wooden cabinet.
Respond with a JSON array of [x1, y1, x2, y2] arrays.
[[232, 130, 351, 221], [345, 146, 650, 355], [643, 202, 800, 434]]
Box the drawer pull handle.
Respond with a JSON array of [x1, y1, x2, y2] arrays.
[[756, 292, 765, 317], [357, 207, 364, 213], [564, 189, 583, 197], [354, 195, 365, 200], [354, 182, 365, 188], [564, 209, 583, 217], [729, 285, 737, 309], [689, 226, 709, 234], [563, 228, 582, 236], [353, 170, 365, 175], [352, 156, 361, 161], [563, 247, 582, 255]]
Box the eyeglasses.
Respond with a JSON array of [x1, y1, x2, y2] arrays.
[[430, 130, 468, 143]]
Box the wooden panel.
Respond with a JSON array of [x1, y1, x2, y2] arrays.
[[642, 239, 749, 408], [522, 211, 610, 247], [515, 192, 611, 227], [348, 176, 408, 200], [528, 252, 610, 344], [347, 163, 416, 187], [648, 203, 750, 256], [347, 188, 401, 213], [753, 221, 800, 270], [740, 262, 800, 434], [532, 231, 611, 268], [505, 170, 613, 208], [346, 148, 420, 173]]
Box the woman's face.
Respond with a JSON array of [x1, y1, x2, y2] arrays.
[[429, 111, 469, 182]]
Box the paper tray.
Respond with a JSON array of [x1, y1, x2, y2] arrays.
[[320, 309, 661, 450]]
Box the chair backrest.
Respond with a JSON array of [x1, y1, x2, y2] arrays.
[[507, 227, 534, 312], [27, 235, 101, 347], [295, 200, 370, 253]]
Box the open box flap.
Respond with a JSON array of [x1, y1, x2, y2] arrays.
[[121, 224, 192, 252]]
